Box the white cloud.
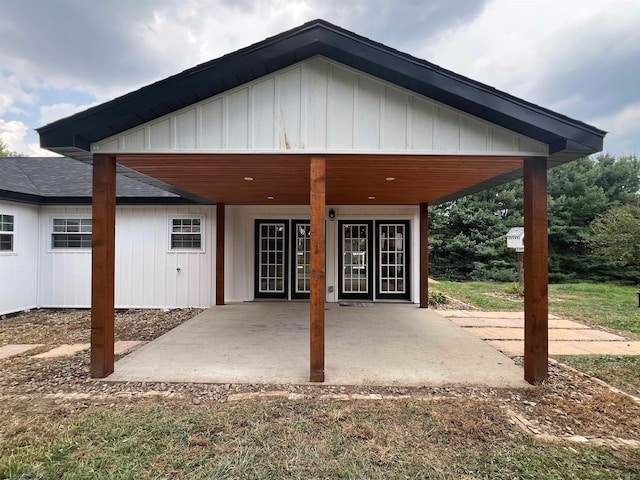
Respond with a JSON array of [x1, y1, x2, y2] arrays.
[[39, 102, 98, 128], [0, 73, 37, 116], [0, 119, 58, 157]]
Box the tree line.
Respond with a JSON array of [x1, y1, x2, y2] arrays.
[[429, 154, 640, 284]]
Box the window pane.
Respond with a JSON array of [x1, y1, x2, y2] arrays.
[[52, 233, 92, 249], [0, 234, 12, 251], [170, 218, 203, 249], [0, 214, 14, 232]]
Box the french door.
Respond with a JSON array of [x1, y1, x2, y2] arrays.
[[338, 220, 410, 301], [376, 221, 410, 300], [338, 221, 374, 300], [254, 219, 312, 300], [254, 220, 288, 299]]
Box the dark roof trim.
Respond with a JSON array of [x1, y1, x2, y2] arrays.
[[0, 190, 197, 206], [38, 19, 605, 159]]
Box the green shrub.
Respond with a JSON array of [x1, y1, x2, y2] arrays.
[[428, 291, 448, 306], [504, 283, 524, 297]]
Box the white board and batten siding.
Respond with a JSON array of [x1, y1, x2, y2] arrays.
[[0, 201, 39, 316], [36, 205, 215, 310], [92, 57, 548, 157]]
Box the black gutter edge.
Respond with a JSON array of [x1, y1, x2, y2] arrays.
[[0, 190, 198, 206]]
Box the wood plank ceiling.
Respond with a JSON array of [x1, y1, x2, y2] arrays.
[[117, 154, 525, 205]]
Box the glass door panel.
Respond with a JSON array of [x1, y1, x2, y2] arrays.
[[339, 221, 373, 300], [291, 221, 311, 299], [255, 220, 288, 298], [376, 221, 410, 300]]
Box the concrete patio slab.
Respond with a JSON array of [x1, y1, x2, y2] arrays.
[[106, 303, 527, 387], [0, 344, 44, 359], [32, 343, 90, 358]]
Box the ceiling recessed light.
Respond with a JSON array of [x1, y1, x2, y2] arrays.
[[368, 196, 375, 200], [267, 196, 274, 200], [243, 176, 254, 181], [385, 177, 395, 181]]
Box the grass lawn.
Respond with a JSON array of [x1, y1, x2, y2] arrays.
[[2, 399, 639, 479]]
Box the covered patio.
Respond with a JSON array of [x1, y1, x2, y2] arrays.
[[37, 20, 605, 386], [107, 302, 527, 387]]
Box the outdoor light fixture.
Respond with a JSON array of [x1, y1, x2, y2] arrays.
[[328, 208, 336, 220], [267, 196, 274, 200], [243, 176, 254, 181], [368, 196, 375, 200], [385, 177, 395, 181]]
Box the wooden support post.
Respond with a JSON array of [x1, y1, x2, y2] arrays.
[[91, 154, 116, 378], [216, 203, 225, 306], [309, 156, 326, 382], [524, 157, 549, 384], [420, 202, 429, 308]]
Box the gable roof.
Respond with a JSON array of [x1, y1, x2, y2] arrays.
[[0, 157, 192, 205], [37, 19, 604, 165]]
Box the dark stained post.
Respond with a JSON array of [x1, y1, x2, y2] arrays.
[[216, 202, 225, 305], [309, 156, 326, 382], [523, 157, 549, 384], [420, 202, 429, 308], [91, 154, 116, 378]]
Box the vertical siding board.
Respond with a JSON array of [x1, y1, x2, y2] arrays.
[[327, 64, 355, 149], [354, 76, 381, 150], [226, 89, 249, 149], [123, 129, 145, 150], [252, 78, 276, 150], [434, 106, 461, 151], [277, 67, 302, 150], [149, 119, 172, 149], [462, 117, 489, 151], [409, 97, 434, 150], [176, 109, 197, 149], [383, 86, 408, 150], [201, 99, 223, 149], [302, 59, 329, 150]]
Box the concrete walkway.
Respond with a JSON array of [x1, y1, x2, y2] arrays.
[[442, 310, 640, 356], [106, 303, 527, 387]]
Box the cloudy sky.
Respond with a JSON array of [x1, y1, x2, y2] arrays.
[[1, 0, 638, 157]]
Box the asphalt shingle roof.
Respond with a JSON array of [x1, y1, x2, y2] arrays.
[[0, 156, 181, 202]]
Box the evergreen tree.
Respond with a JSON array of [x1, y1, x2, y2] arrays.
[[429, 154, 640, 283]]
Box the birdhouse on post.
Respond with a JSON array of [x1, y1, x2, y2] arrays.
[[506, 227, 525, 286]]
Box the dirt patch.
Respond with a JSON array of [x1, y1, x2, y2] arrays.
[[0, 308, 202, 344], [485, 292, 524, 303], [1, 308, 639, 448]]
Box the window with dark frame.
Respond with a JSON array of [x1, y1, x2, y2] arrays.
[[170, 217, 202, 249], [0, 214, 14, 252], [51, 218, 92, 249]]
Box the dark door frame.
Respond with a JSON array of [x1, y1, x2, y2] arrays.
[[254, 219, 289, 299]]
